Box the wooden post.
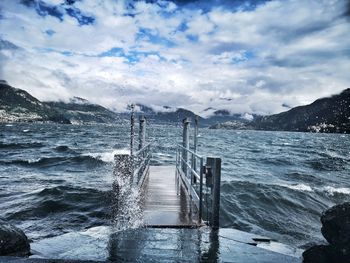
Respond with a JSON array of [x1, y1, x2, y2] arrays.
[[139, 116, 146, 150], [182, 118, 190, 178], [206, 157, 221, 229]]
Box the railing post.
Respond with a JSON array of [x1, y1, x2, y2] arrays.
[[193, 115, 199, 183], [139, 115, 146, 150], [182, 118, 190, 178], [194, 115, 198, 154], [206, 157, 221, 229], [198, 157, 204, 225], [130, 104, 135, 156]]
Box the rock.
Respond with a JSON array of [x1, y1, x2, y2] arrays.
[[303, 203, 350, 262], [303, 245, 350, 263], [0, 220, 30, 256], [321, 202, 350, 247], [302, 245, 330, 263]]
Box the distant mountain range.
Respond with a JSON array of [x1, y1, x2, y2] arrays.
[[1, 80, 349, 133], [0, 81, 121, 124], [211, 89, 350, 133]]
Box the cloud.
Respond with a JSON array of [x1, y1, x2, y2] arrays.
[[0, 0, 349, 115]]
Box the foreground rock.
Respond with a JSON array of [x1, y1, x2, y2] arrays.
[[0, 220, 30, 256], [321, 202, 350, 247], [303, 202, 350, 262]]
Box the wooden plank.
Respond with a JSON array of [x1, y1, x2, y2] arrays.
[[143, 166, 194, 226]]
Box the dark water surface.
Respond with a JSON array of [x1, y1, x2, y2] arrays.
[[0, 123, 349, 247]]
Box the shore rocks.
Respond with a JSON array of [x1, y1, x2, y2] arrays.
[[0, 220, 30, 256], [321, 202, 350, 247], [303, 202, 350, 262]]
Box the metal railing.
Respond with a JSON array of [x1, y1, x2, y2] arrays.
[[132, 141, 152, 188], [176, 144, 205, 225], [114, 113, 150, 190], [176, 117, 222, 228]]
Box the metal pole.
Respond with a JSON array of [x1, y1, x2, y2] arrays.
[[139, 115, 146, 150], [130, 104, 135, 156], [193, 115, 199, 183], [207, 157, 221, 229], [182, 118, 190, 177], [198, 157, 204, 225], [194, 115, 198, 154]]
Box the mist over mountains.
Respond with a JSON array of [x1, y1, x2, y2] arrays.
[[1, 80, 349, 133]]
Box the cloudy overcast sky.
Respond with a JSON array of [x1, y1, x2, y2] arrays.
[[0, 0, 349, 115]]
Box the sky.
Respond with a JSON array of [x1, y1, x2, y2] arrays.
[[0, 0, 349, 116]]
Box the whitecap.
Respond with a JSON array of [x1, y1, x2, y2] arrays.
[[323, 186, 350, 196], [280, 183, 313, 192], [88, 148, 130, 163]]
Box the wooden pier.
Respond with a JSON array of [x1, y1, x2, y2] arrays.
[[143, 166, 193, 227], [113, 115, 221, 229]]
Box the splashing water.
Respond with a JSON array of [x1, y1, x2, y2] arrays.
[[111, 155, 143, 231]]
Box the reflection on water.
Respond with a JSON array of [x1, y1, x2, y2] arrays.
[[107, 227, 220, 262]]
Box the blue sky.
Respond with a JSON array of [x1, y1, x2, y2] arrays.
[[0, 0, 349, 115]]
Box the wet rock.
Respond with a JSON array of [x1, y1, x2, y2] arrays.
[[0, 220, 30, 256], [303, 245, 350, 263], [321, 202, 350, 247], [303, 203, 350, 263]]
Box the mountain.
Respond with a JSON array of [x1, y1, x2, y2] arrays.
[[125, 104, 205, 125], [253, 89, 350, 133], [201, 108, 256, 126], [45, 97, 122, 124], [210, 89, 350, 133], [126, 104, 257, 127], [0, 81, 70, 123], [0, 81, 124, 124]]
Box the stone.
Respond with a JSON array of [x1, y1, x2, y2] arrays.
[[0, 220, 30, 256], [302, 245, 350, 263], [321, 202, 350, 247], [303, 203, 350, 262]]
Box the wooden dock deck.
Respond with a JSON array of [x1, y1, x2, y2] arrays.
[[143, 166, 193, 227]]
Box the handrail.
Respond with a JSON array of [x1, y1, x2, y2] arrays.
[[177, 144, 203, 159], [132, 142, 152, 188], [133, 141, 152, 157], [176, 144, 205, 225]]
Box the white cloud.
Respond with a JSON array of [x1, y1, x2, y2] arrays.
[[0, 0, 349, 115]]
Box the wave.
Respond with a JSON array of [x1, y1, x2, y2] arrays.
[[54, 145, 76, 153], [7, 186, 110, 219], [5, 185, 110, 239], [87, 148, 129, 163], [307, 156, 347, 171], [0, 155, 107, 168], [280, 183, 314, 192], [322, 186, 350, 196], [0, 142, 44, 150]]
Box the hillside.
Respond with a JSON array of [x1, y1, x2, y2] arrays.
[[0, 81, 70, 123], [210, 89, 350, 133], [45, 97, 121, 124], [253, 89, 350, 133]]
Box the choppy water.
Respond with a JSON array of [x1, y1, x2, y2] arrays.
[[0, 123, 349, 247]]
